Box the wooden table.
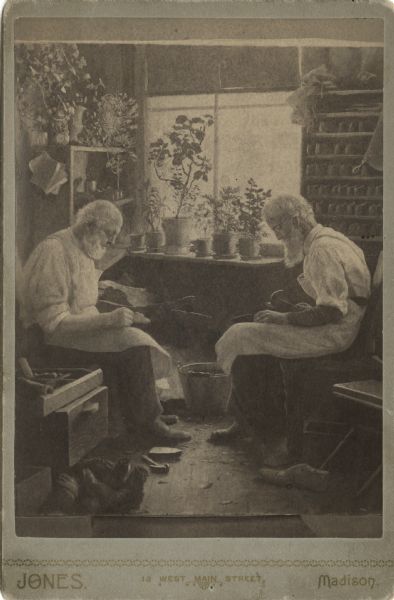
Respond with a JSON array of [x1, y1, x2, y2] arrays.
[[113, 252, 286, 331]]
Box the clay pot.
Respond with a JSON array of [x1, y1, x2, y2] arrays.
[[85, 180, 97, 193], [128, 233, 146, 251], [260, 241, 285, 258], [145, 230, 164, 252], [162, 217, 193, 255], [194, 238, 212, 257], [27, 128, 48, 147], [212, 232, 238, 259], [238, 236, 261, 260]]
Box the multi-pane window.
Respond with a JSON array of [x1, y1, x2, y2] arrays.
[[146, 91, 301, 226]]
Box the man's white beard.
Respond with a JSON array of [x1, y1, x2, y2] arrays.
[[82, 235, 107, 261], [282, 229, 305, 268]]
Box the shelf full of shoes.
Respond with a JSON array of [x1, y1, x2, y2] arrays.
[[301, 89, 383, 260]]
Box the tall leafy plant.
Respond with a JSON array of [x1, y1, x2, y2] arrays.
[[148, 114, 213, 218]]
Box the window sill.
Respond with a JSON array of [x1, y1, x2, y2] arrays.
[[128, 251, 284, 268]]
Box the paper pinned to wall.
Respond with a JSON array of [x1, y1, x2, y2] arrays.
[[29, 151, 68, 195]]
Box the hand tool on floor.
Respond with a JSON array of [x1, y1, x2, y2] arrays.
[[141, 455, 170, 474]]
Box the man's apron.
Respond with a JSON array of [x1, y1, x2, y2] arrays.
[[216, 231, 368, 375], [44, 230, 172, 380]]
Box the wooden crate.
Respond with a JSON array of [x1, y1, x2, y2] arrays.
[[32, 368, 103, 417], [43, 386, 109, 468]]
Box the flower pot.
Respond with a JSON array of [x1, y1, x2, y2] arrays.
[[194, 237, 212, 257], [128, 233, 146, 252], [145, 231, 164, 253], [238, 236, 261, 260], [212, 232, 239, 259], [260, 241, 285, 258], [27, 128, 48, 147], [113, 189, 124, 202], [85, 180, 97, 193], [70, 106, 86, 142], [52, 116, 70, 146], [162, 217, 193, 255]]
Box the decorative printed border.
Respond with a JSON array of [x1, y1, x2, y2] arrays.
[[2, 559, 394, 568]]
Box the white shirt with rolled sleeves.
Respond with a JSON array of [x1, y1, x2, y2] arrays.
[[20, 228, 171, 380], [216, 224, 371, 375]]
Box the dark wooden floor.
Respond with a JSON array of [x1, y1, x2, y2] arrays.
[[16, 344, 381, 538], [126, 417, 304, 518]]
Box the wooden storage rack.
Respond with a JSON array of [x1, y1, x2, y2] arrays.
[[301, 89, 383, 256], [69, 145, 135, 223]]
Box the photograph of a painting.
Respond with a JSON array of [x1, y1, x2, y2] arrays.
[[2, 6, 393, 600], [11, 17, 384, 540]]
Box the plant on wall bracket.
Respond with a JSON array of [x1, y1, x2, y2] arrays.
[[148, 114, 214, 218]]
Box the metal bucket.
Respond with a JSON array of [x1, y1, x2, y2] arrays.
[[178, 362, 231, 416]]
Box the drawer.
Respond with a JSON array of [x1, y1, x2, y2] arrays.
[[44, 386, 108, 468]]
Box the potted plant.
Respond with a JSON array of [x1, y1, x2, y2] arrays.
[[106, 152, 128, 201], [238, 178, 272, 260], [148, 113, 213, 255], [193, 194, 213, 257], [81, 92, 138, 210], [142, 180, 165, 252], [15, 43, 105, 146], [206, 186, 242, 259]]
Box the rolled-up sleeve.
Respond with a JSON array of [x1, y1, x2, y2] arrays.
[[307, 246, 349, 316], [26, 239, 71, 333]]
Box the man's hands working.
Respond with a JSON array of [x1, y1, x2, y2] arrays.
[[110, 307, 135, 328], [253, 310, 289, 325]]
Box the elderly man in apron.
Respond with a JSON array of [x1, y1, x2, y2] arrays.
[[20, 200, 191, 442], [213, 194, 371, 459]]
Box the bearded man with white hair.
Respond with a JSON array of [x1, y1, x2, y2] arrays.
[[213, 194, 371, 454], [20, 200, 190, 442]]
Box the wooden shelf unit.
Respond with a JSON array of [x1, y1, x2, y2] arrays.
[[301, 89, 383, 253], [69, 145, 135, 223]]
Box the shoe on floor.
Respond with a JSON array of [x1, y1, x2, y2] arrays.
[[258, 463, 329, 492], [150, 418, 191, 443], [160, 414, 179, 425], [208, 421, 241, 444]]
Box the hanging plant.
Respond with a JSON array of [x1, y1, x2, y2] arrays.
[[79, 92, 138, 152], [15, 43, 105, 145]]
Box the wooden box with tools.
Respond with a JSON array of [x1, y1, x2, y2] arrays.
[[43, 386, 109, 469], [15, 366, 109, 472]]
